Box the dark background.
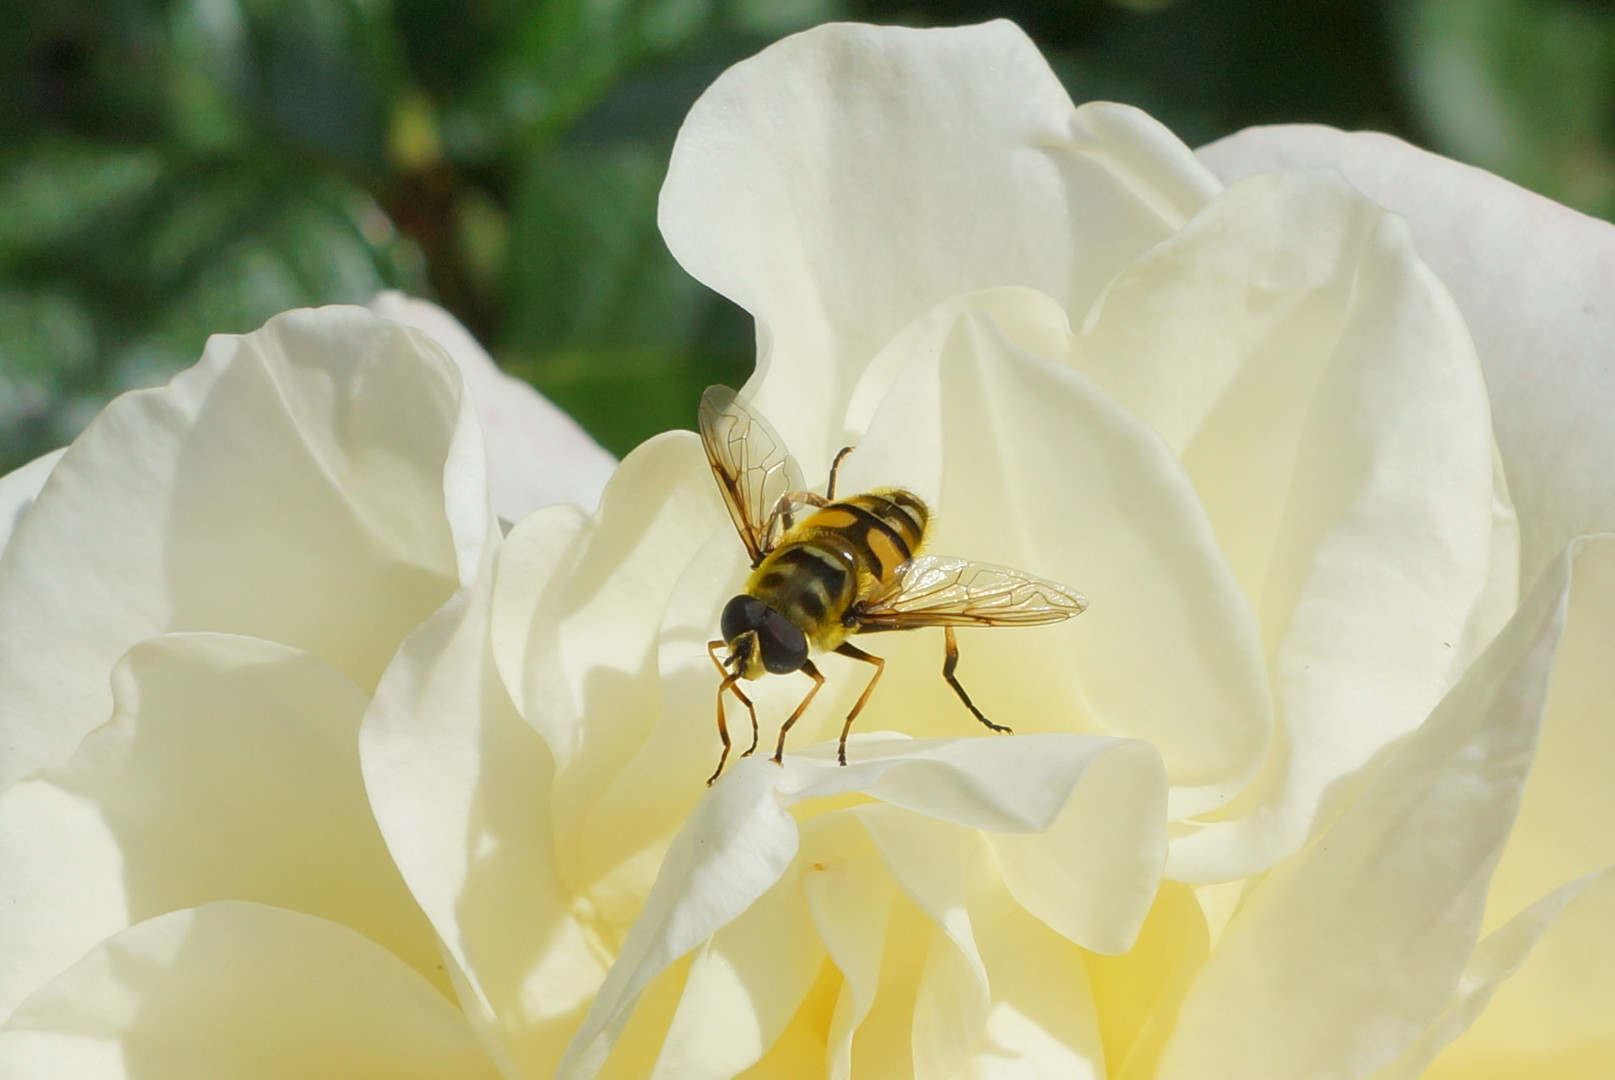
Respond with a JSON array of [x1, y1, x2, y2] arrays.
[[4, 0, 1611, 472]]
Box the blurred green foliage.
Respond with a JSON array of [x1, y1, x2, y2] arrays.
[[2, 0, 1610, 472]]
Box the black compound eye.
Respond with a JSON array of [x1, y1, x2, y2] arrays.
[[721, 595, 767, 644], [757, 609, 808, 674]]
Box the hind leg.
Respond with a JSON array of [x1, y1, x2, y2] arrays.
[[942, 626, 1011, 734]]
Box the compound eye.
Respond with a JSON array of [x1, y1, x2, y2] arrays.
[[721, 595, 767, 644], [757, 609, 808, 674]]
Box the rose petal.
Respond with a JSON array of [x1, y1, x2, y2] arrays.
[[952, 881, 1106, 1080], [0, 901, 500, 1079], [0, 448, 64, 558], [1150, 171, 1502, 880], [1197, 124, 1615, 587], [492, 431, 722, 904], [362, 553, 597, 1079], [859, 806, 992, 1080], [1156, 535, 1574, 1080], [1482, 535, 1615, 929], [1376, 865, 1615, 1078], [650, 862, 825, 1080], [370, 291, 616, 520], [0, 306, 474, 790], [842, 290, 1269, 818], [557, 732, 1164, 1079], [800, 814, 895, 1080], [1086, 883, 1210, 1079], [0, 633, 445, 1022], [660, 20, 1219, 477]]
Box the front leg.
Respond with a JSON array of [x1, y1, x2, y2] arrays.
[[707, 640, 758, 785]]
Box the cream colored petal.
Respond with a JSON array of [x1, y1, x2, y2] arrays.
[[558, 732, 1164, 1080], [1168, 191, 1499, 881], [370, 291, 616, 519], [660, 20, 1218, 477], [0, 901, 500, 1079], [985, 737, 1167, 955], [857, 810, 1108, 1079], [799, 813, 894, 1080], [1372, 538, 1615, 1073], [362, 554, 596, 1079], [488, 500, 592, 722], [0, 447, 64, 558], [1375, 865, 1615, 1079], [842, 291, 1269, 818], [955, 881, 1106, 1080], [1417, 866, 1615, 1078], [492, 431, 722, 898], [0, 306, 472, 790], [858, 806, 991, 1080], [1086, 883, 1210, 1080], [1482, 536, 1615, 930], [1156, 538, 1573, 1080], [651, 863, 825, 1080], [1199, 124, 1615, 587], [556, 758, 804, 1080], [836, 884, 936, 1078], [0, 633, 446, 1023]]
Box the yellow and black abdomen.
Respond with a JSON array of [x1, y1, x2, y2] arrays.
[[745, 489, 930, 652], [798, 490, 928, 588]]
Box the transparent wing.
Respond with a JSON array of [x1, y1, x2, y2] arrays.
[[856, 556, 1089, 630], [699, 385, 807, 566]]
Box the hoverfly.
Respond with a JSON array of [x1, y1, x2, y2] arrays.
[[701, 384, 1088, 785]]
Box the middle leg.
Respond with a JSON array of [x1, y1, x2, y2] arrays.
[[833, 641, 886, 765], [772, 659, 826, 764]]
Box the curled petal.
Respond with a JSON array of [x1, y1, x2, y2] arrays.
[[558, 733, 1165, 1080], [0, 307, 475, 790], [363, 554, 596, 1079], [1381, 865, 1615, 1078], [1198, 124, 1615, 587], [845, 290, 1270, 819], [1157, 172, 1501, 880], [1157, 535, 1576, 1080], [371, 291, 616, 520], [1482, 535, 1615, 929], [661, 20, 1218, 476]]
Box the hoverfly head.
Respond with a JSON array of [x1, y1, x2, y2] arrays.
[[721, 594, 808, 677]]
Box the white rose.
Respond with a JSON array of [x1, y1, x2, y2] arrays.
[[0, 300, 609, 1074], [4, 18, 1614, 1080]]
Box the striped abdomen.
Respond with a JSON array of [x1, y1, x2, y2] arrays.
[[745, 489, 929, 651]]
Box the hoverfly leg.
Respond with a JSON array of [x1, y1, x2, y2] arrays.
[[826, 446, 855, 500], [763, 490, 828, 552], [708, 674, 734, 786], [709, 639, 760, 756], [832, 641, 886, 765], [943, 626, 1011, 734], [707, 641, 758, 786], [772, 659, 826, 765]]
